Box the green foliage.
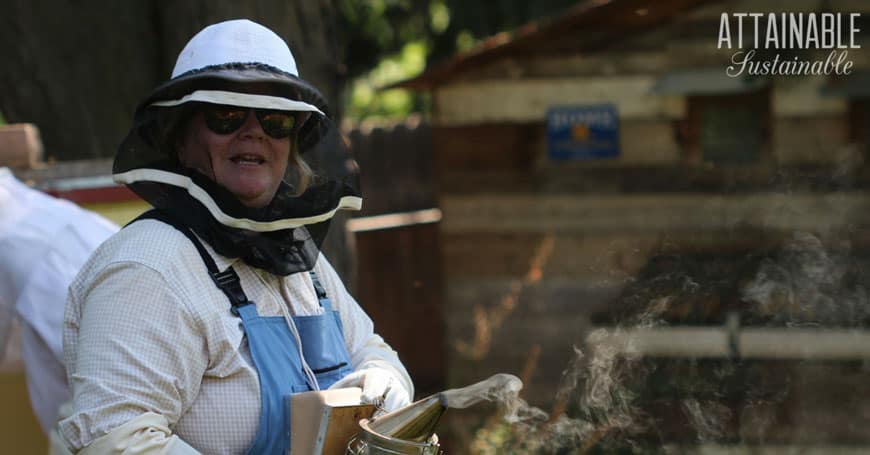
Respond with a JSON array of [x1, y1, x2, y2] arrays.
[[339, 0, 436, 121], [346, 41, 429, 120], [338, 0, 434, 81], [0, 111, 5, 125], [340, 0, 578, 121], [429, 0, 580, 65], [430, 1, 449, 34]]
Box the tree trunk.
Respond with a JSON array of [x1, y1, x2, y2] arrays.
[[0, 0, 159, 161], [0, 0, 351, 277], [0, 0, 343, 160]]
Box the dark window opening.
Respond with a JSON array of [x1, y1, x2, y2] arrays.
[[685, 88, 771, 165]]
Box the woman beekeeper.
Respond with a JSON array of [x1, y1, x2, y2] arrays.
[[58, 19, 412, 454]]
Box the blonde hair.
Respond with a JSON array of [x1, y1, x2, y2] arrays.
[[288, 134, 314, 196]]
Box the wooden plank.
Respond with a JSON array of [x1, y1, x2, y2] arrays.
[[290, 389, 375, 455], [349, 122, 437, 217], [436, 170, 534, 194], [46, 185, 141, 205], [433, 77, 685, 125], [12, 158, 113, 183], [352, 222, 445, 397], [437, 163, 870, 194], [773, 115, 850, 163], [443, 231, 674, 279], [432, 119, 680, 176], [346, 209, 441, 233], [445, 277, 617, 326], [0, 124, 43, 169], [443, 232, 553, 278], [588, 327, 870, 360], [432, 123, 540, 172], [439, 193, 870, 233], [773, 76, 847, 116], [455, 52, 672, 80]]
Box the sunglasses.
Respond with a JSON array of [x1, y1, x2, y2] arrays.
[[201, 104, 303, 139]]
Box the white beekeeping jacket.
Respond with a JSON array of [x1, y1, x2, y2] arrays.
[[0, 167, 118, 434]]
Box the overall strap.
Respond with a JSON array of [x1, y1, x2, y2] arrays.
[[128, 210, 251, 314], [309, 269, 336, 313], [308, 270, 328, 300]]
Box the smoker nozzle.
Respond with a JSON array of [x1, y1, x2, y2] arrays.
[[365, 394, 447, 442]]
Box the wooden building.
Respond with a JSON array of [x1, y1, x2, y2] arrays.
[[392, 0, 870, 450]]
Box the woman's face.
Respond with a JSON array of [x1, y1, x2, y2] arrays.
[[178, 109, 290, 208]]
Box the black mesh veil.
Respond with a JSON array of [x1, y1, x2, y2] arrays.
[[114, 67, 361, 275]]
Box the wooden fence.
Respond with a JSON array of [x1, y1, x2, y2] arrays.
[[345, 120, 446, 397]]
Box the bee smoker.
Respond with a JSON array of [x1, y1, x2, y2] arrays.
[[345, 373, 522, 454], [345, 393, 445, 454]]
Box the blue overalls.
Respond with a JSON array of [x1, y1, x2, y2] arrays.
[[136, 210, 354, 454]]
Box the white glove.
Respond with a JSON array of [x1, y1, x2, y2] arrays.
[[329, 368, 411, 413]]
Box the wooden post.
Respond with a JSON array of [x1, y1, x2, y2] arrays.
[[0, 124, 43, 169]]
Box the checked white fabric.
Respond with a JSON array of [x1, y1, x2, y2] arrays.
[[59, 219, 413, 454]]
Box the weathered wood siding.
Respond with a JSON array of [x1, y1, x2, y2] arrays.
[[346, 121, 446, 397], [421, 2, 870, 441]]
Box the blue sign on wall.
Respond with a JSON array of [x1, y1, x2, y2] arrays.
[[546, 104, 620, 160]]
